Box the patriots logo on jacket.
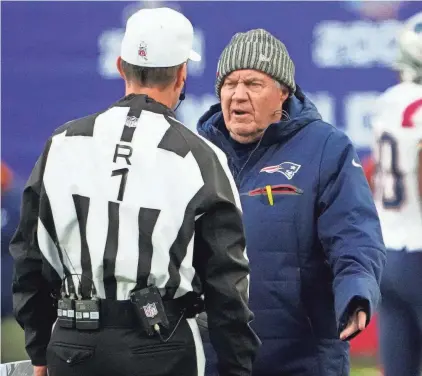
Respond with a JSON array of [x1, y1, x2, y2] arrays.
[[260, 162, 301, 180]]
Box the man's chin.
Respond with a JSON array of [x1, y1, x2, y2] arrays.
[[229, 130, 262, 144], [227, 123, 264, 143]]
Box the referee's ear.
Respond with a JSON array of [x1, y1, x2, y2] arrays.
[[116, 56, 126, 80], [175, 62, 187, 92]]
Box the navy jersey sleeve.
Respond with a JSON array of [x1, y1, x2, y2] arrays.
[[317, 130, 386, 334], [9, 138, 59, 366]]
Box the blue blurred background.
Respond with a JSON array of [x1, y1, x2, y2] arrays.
[[2, 1, 421, 372]]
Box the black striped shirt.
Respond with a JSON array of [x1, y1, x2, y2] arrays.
[[10, 94, 260, 373]]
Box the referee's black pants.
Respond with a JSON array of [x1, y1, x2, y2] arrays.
[[46, 300, 205, 376]]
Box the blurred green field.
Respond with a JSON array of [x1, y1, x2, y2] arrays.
[[350, 353, 380, 376], [1, 317, 381, 374], [1, 317, 28, 363], [351, 368, 379, 376]]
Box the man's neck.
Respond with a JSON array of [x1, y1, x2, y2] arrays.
[[125, 85, 174, 110]]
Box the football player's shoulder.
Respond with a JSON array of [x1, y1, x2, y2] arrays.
[[403, 81, 422, 97], [373, 82, 422, 128], [403, 83, 422, 126], [374, 83, 405, 111], [388, 82, 422, 128], [381, 82, 422, 105]]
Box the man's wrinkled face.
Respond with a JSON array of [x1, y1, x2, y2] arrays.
[[220, 69, 289, 144]]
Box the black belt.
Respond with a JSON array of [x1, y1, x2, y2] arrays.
[[97, 298, 187, 328]]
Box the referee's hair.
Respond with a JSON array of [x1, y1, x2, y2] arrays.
[[121, 59, 184, 89]]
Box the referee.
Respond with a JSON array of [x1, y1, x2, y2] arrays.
[[9, 7, 260, 376]]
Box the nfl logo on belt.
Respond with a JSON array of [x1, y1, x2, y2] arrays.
[[143, 303, 158, 318]]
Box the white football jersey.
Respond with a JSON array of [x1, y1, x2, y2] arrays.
[[371, 81, 422, 251]]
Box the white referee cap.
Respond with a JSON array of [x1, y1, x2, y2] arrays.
[[120, 7, 201, 68]]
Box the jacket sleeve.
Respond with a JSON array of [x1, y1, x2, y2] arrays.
[[317, 130, 386, 334], [9, 138, 59, 366], [192, 142, 260, 376]]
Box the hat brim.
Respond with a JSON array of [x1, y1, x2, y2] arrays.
[[189, 50, 201, 62]]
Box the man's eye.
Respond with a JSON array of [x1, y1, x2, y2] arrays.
[[245, 82, 262, 89]]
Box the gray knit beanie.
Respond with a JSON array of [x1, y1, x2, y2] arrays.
[[215, 29, 296, 98]]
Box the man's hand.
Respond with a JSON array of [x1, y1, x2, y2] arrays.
[[34, 365, 47, 376], [339, 309, 367, 341]]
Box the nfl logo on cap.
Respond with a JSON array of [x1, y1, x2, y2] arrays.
[[138, 41, 148, 60]]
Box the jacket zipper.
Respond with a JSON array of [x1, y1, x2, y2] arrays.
[[208, 123, 275, 185], [234, 129, 270, 186], [234, 138, 263, 184]]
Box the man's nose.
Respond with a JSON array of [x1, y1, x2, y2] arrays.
[[232, 83, 248, 101]]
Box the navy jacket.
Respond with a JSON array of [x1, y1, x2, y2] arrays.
[[197, 87, 386, 376]]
